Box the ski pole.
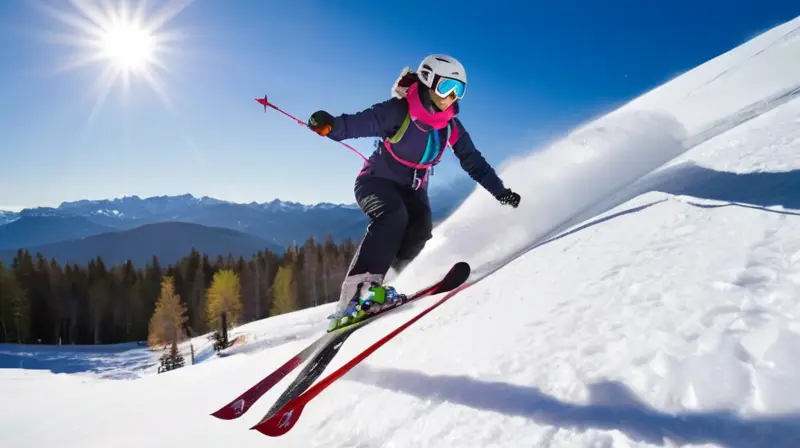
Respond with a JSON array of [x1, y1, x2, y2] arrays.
[[255, 95, 369, 163]]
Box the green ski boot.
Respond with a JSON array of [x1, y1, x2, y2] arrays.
[[327, 281, 405, 332]]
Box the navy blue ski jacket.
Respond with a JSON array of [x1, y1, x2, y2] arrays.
[[326, 81, 507, 198]]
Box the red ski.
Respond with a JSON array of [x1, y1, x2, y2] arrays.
[[250, 278, 473, 437], [210, 333, 335, 420], [210, 262, 469, 421]]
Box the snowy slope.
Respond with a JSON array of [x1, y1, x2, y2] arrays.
[[2, 16, 800, 448]]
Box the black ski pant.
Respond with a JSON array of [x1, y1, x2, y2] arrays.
[[346, 176, 433, 278]]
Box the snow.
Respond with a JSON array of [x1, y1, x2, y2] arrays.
[[0, 342, 157, 379], [3, 15, 800, 448], [0, 210, 20, 225]]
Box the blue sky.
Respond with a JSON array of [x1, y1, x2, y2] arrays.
[[0, 0, 797, 210]]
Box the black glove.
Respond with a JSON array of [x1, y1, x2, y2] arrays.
[[497, 188, 521, 208], [308, 110, 335, 137]]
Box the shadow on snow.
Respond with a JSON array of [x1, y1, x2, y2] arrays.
[[348, 365, 800, 448], [538, 162, 800, 255], [562, 162, 800, 240], [636, 162, 800, 213], [0, 342, 155, 379]]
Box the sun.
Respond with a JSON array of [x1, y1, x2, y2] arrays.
[[101, 23, 155, 73], [34, 0, 193, 119]]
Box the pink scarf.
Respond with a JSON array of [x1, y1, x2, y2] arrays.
[[405, 82, 455, 130]]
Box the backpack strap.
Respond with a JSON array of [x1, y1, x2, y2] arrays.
[[425, 120, 455, 167], [388, 112, 412, 144], [446, 120, 460, 148]]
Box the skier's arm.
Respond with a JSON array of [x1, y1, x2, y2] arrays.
[[450, 118, 507, 198], [325, 98, 407, 141]]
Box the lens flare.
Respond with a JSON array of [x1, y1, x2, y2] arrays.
[[34, 0, 193, 120]]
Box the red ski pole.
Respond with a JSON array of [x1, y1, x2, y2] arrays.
[[255, 95, 368, 163]]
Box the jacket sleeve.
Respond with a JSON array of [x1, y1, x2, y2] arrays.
[[327, 98, 407, 141], [450, 118, 507, 198]]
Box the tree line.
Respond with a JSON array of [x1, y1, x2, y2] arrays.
[[0, 234, 357, 346]]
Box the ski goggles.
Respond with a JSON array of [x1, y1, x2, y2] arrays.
[[434, 77, 466, 100]]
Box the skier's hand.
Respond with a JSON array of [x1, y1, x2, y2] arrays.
[[308, 110, 335, 137], [497, 188, 521, 208]]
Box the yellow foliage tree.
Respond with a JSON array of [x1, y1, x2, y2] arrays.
[[147, 276, 188, 349], [270, 264, 297, 316], [206, 269, 243, 331]]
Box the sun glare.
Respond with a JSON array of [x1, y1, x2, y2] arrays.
[[101, 24, 155, 72], [36, 0, 193, 120]]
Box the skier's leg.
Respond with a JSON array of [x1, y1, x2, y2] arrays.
[[391, 189, 433, 275], [331, 177, 409, 327], [347, 177, 409, 277]]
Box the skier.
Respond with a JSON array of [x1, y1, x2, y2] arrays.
[[307, 54, 521, 331]]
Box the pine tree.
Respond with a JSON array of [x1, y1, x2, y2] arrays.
[[205, 269, 243, 331], [88, 257, 109, 344], [147, 276, 188, 349], [48, 259, 68, 344], [68, 263, 91, 344], [143, 256, 163, 320], [121, 260, 140, 342], [261, 250, 280, 319], [181, 248, 203, 336], [302, 237, 321, 307], [188, 262, 207, 337], [0, 263, 29, 343], [270, 263, 297, 316]]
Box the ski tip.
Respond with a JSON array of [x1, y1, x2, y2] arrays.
[[210, 404, 244, 420], [449, 261, 471, 280], [453, 261, 470, 272], [251, 403, 305, 437], [210, 410, 229, 420]]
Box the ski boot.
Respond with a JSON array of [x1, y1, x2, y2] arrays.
[[327, 282, 406, 332]]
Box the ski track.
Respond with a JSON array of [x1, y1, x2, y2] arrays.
[[2, 15, 800, 448]]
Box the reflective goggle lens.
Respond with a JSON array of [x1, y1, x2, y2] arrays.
[[435, 78, 466, 99]]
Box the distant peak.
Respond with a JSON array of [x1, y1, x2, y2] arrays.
[[28, 193, 358, 212]]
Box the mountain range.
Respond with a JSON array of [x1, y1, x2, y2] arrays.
[[0, 182, 474, 267], [0, 221, 282, 268]]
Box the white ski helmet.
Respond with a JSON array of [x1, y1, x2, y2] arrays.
[[417, 54, 467, 88]]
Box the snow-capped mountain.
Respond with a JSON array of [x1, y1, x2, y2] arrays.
[[0, 211, 19, 226], [5, 194, 367, 250], [2, 191, 466, 253], [22, 194, 358, 222]]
